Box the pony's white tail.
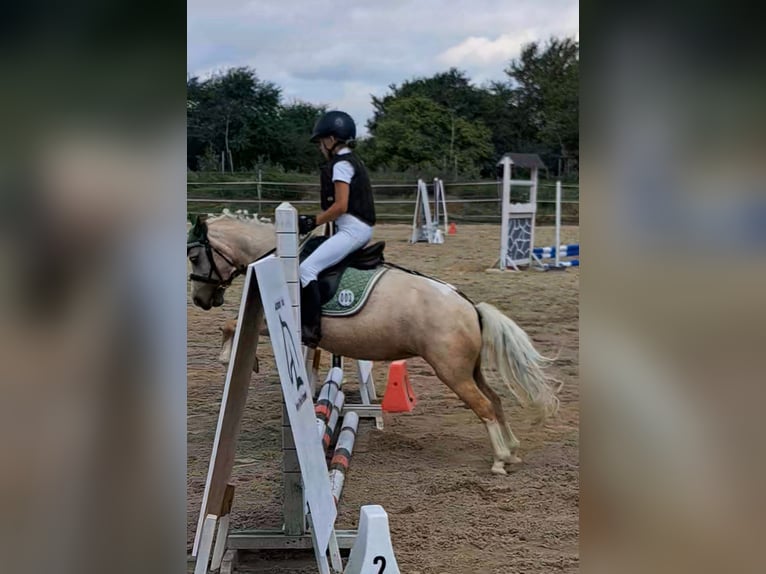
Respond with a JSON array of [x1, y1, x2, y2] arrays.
[[476, 302, 561, 422]]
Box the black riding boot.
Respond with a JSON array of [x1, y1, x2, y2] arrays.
[[300, 280, 322, 348]]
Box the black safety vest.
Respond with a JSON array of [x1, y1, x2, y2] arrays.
[[320, 152, 376, 226]]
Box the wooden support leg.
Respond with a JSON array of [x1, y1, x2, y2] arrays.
[[219, 549, 239, 574], [357, 360, 383, 430], [304, 347, 323, 396], [192, 271, 264, 556], [195, 514, 218, 574], [283, 402, 306, 536], [211, 484, 236, 571], [307, 513, 335, 574], [328, 530, 343, 573]]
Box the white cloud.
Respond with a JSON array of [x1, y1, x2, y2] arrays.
[[334, 82, 385, 137], [187, 0, 579, 130], [438, 32, 539, 68]]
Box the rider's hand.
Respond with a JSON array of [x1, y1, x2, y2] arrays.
[[298, 215, 317, 235]]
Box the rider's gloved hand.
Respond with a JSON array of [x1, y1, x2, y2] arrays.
[[298, 215, 317, 235]]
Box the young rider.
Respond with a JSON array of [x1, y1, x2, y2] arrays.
[[297, 110, 376, 348]]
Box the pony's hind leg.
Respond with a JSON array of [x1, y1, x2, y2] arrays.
[[432, 362, 512, 475], [474, 364, 522, 464]]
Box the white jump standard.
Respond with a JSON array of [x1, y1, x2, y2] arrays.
[[496, 153, 544, 270], [191, 204, 397, 574], [530, 181, 580, 270], [410, 178, 448, 244], [494, 154, 580, 271]]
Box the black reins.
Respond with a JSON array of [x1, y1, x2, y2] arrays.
[[187, 234, 246, 289], [186, 220, 335, 291]]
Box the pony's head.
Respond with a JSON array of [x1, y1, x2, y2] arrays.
[[187, 215, 244, 310]]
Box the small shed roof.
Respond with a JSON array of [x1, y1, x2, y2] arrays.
[[497, 153, 546, 169]]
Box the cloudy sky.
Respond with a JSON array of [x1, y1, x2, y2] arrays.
[[188, 0, 579, 136]]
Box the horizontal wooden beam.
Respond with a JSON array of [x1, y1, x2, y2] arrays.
[[342, 405, 382, 419], [226, 529, 357, 550]]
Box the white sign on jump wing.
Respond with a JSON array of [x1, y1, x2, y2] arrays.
[[253, 256, 337, 553]]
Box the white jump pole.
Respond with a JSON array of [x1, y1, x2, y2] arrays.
[[498, 156, 512, 269], [441, 180, 448, 235], [555, 180, 562, 268], [275, 202, 301, 343], [433, 178, 448, 235]]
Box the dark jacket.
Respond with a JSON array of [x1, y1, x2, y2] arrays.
[[320, 151, 376, 226]]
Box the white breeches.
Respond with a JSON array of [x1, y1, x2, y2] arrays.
[[299, 214, 373, 287]]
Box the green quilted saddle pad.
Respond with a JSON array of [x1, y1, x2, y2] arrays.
[[322, 267, 388, 317]]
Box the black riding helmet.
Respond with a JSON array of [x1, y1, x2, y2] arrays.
[[310, 110, 356, 143]]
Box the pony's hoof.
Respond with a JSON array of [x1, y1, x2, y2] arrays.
[[491, 461, 508, 475], [499, 451, 522, 465]]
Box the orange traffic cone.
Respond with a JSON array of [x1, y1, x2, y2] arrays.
[[381, 360, 417, 413], [448, 222, 457, 235]]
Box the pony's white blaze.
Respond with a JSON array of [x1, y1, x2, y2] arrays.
[[192, 214, 561, 474]]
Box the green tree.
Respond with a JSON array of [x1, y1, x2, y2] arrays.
[[274, 101, 325, 172], [369, 68, 487, 130], [187, 76, 209, 170], [505, 37, 579, 165], [367, 68, 538, 175], [480, 81, 539, 162], [369, 96, 493, 177], [186, 67, 281, 171], [186, 41, 579, 177]]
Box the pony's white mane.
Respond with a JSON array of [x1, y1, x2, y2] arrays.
[[204, 208, 275, 263], [207, 208, 272, 225]]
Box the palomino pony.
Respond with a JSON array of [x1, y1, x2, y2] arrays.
[[188, 214, 560, 475]]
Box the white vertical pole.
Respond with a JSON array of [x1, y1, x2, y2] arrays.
[[529, 166, 538, 266], [410, 180, 421, 243], [555, 180, 562, 268], [439, 179, 449, 234], [276, 203, 312, 534], [433, 178, 448, 234], [419, 180, 434, 242], [499, 156, 512, 269], [432, 177, 439, 231], [257, 169, 263, 215], [275, 203, 301, 345]]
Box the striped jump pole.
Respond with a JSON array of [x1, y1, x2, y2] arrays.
[[532, 241, 579, 270], [321, 390, 346, 450], [532, 244, 580, 269], [329, 412, 360, 505], [533, 244, 579, 257], [315, 366, 344, 425]]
